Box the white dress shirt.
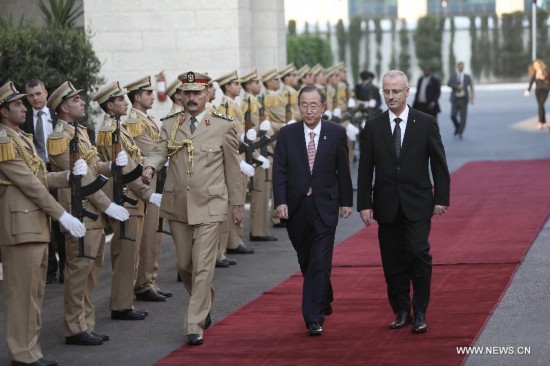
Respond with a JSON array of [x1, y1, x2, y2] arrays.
[[389, 106, 409, 146], [304, 121, 322, 151]]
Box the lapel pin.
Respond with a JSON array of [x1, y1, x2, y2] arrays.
[[323, 136, 326, 140], [179, 116, 186, 126]]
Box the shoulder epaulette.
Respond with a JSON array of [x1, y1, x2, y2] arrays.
[[123, 117, 144, 138], [211, 110, 234, 121], [0, 130, 15, 162], [46, 124, 68, 156], [97, 119, 115, 147], [161, 110, 185, 122]]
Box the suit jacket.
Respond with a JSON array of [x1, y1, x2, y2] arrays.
[[22, 107, 58, 136], [447, 72, 474, 102], [0, 124, 68, 245], [357, 108, 450, 223], [145, 110, 244, 225], [413, 76, 441, 114], [272, 120, 353, 228]]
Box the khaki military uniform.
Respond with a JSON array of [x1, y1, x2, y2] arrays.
[[217, 96, 246, 259], [47, 119, 113, 337], [0, 124, 69, 364], [97, 115, 153, 311], [168, 104, 184, 116], [124, 108, 163, 295], [144, 110, 243, 335]]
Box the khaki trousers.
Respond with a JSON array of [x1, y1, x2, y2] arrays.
[[134, 202, 162, 294], [249, 165, 271, 237], [110, 214, 144, 311], [2, 243, 47, 363], [227, 175, 248, 249], [63, 229, 105, 336], [170, 220, 219, 335]]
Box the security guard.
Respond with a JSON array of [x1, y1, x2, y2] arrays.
[[94, 81, 161, 320], [240, 70, 275, 241], [47, 81, 132, 345], [123, 76, 171, 302], [0, 81, 86, 366], [141, 71, 244, 345], [215, 71, 254, 266]]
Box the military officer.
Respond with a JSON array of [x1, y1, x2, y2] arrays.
[[94, 81, 161, 320], [166, 78, 184, 115], [0, 81, 86, 366], [215, 71, 254, 266], [123, 76, 171, 302], [46, 81, 132, 345], [240, 70, 275, 242], [141, 71, 244, 346]]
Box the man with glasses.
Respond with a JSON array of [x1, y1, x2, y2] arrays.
[[273, 85, 353, 337], [357, 70, 450, 334]]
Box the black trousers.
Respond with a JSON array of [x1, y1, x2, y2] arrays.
[[286, 195, 336, 327], [46, 163, 65, 279], [377, 206, 432, 315], [413, 102, 438, 121], [450, 97, 469, 136], [535, 88, 549, 123]]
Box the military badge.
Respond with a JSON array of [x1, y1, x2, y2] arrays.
[[187, 72, 195, 83]]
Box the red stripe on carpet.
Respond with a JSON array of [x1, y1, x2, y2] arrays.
[[156, 159, 550, 366]]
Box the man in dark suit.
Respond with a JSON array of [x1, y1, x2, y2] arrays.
[[273, 85, 353, 336], [412, 65, 441, 122], [447, 61, 475, 139], [23, 79, 66, 285], [357, 70, 450, 334]]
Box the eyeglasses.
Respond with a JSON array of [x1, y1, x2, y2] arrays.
[[299, 103, 323, 111], [381, 88, 407, 96]]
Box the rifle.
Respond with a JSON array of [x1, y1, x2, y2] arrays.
[[258, 95, 266, 122], [257, 95, 268, 181], [111, 114, 142, 241], [333, 84, 339, 111], [285, 91, 292, 123], [242, 97, 261, 192], [69, 119, 108, 259], [155, 165, 171, 235]]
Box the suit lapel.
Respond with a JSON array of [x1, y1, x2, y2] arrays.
[[295, 122, 310, 173], [379, 111, 397, 159], [399, 109, 416, 158], [312, 121, 327, 174]]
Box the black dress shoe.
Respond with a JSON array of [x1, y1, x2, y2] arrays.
[[249, 235, 278, 241], [58, 272, 64, 284], [135, 308, 149, 317], [307, 322, 323, 336], [412, 312, 428, 333], [177, 272, 182, 282], [12, 358, 58, 366], [187, 333, 204, 345], [111, 309, 146, 320], [226, 243, 254, 254], [157, 290, 173, 298], [273, 222, 286, 228], [325, 304, 333, 316], [215, 259, 229, 268], [65, 331, 103, 345], [389, 311, 412, 329], [135, 289, 166, 302], [223, 258, 237, 265], [205, 312, 212, 330], [90, 331, 110, 341]]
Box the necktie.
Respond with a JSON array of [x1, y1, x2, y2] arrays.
[[35, 111, 47, 162], [307, 131, 316, 173], [393, 117, 402, 158], [190, 116, 197, 134]]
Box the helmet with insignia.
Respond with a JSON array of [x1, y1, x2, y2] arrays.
[[47, 81, 83, 111], [124, 75, 155, 92], [0, 81, 26, 106], [178, 71, 211, 91]]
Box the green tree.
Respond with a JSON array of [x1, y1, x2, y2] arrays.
[[349, 16, 362, 85], [326, 20, 331, 40], [38, 0, 83, 28], [414, 15, 443, 77], [374, 18, 383, 79], [448, 16, 456, 79], [491, 14, 501, 77], [500, 12, 528, 79], [389, 18, 397, 70], [288, 20, 296, 36], [479, 15, 491, 79], [287, 34, 333, 69], [528, 8, 549, 62], [363, 18, 371, 72], [398, 19, 411, 76], [336, 19, 346, 63], [469, 14, 480, 79]]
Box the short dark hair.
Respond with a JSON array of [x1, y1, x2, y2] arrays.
[[127, 89, 145, 104], [25, 79, 45, 89], [298, 84, 326, 105], [360, 71, 374, 81]]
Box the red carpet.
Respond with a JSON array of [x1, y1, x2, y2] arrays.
[[157, 160, 550, 366]]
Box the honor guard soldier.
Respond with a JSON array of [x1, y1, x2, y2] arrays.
[[141, 71, 244, 346], [124, 76, 172, 302], [280, 63, 301, 120], [334, 63, 360, 167], [0, 81, 87, 366], [311, 64, 328, 94], [166, 78, 184, 115], [297, 64, 313, 89], [215, 71, 254, 267], [94, 81, 162, 320], [240, 70, 276, 242], [46, 81, 132, 346]]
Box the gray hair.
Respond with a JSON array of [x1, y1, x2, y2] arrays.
[[382, 70, 409, 87]]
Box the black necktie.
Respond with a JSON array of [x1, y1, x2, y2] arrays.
[[190, 116, 197, 134], [35, 111, 47, 162], [393, 117, 402, 158]]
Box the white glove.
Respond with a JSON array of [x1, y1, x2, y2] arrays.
[[323, 110, 333, 120], [286, 119, 297, 125], [259, 120, 271, 131], [346, 123, 360, 142], [257, 155, 270, 169], [66, 158, 88, 181], [239, 160, 255, 177], [368, 99, 377, 108], [333, 107, 342, 119], [104, 203, 130, 221], [524, 90, 530, 97], [361, 120, 366, 129], [347, 98, 357, 109], [59, 211, 86, 238], [116, 151, 128, 167], [149, 193, 162, 207], [246, 128, 257, 141]]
